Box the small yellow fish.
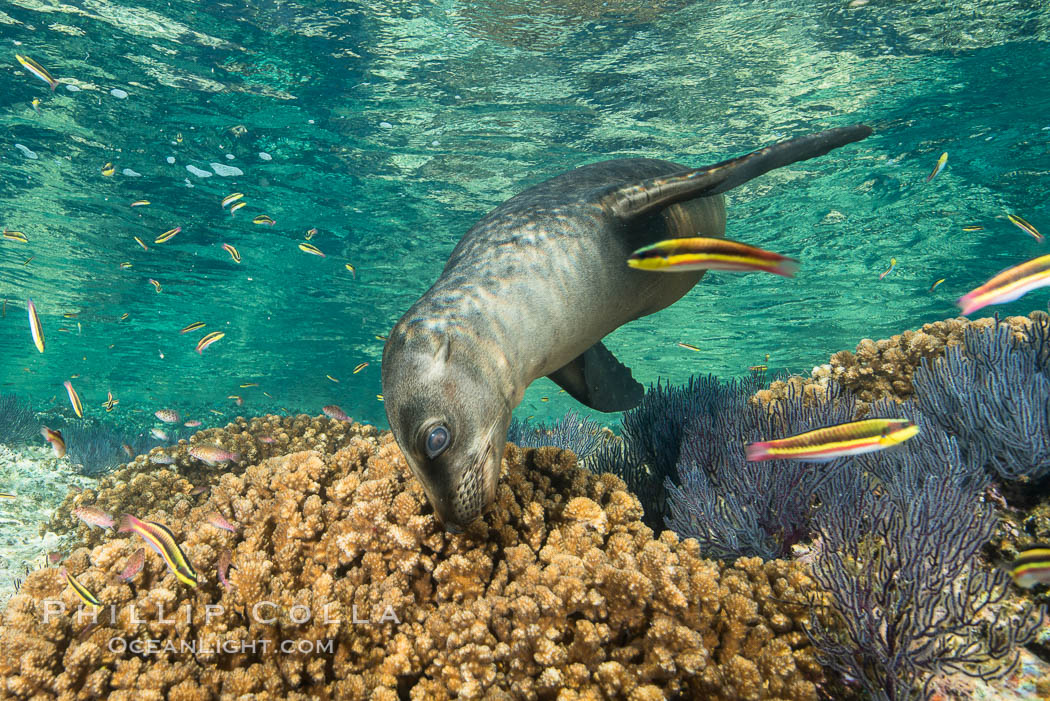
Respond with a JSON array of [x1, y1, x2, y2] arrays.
[[677, 342, 701, 352], [103, 391, 118, 412], [253, 215, 275, 226], [27, 298, 44, 353], [3, 230, 28, 243], [196, 331, 225, 354], [180, 321, 206, 334], [375, 334, 387, 341], [305, 228, 317, 240], [221, 193, 244, 208], [326, 375, 339, 383], [230, 201, 247, 216], [0, 493, 14, 499], [176, 132, 183, 144], [345, 263, 356, 278], [962, 225, 984, 232], [64, 380, 83, 418], [31, 98, 40, 114], [629, 237, 799, 277], [749, 364, 768, 372], [119, 312, 129, 321], [240, 382, 259, 388], [299, 242, 325, 257], [119, 262, 132, 269], [1008, 214, 1043, 242], [222, 243, 241, 263], [879, 257, 897, 280], [925, 152, 948, 183], [22, 256, 32, 267], [353, 362, 369, 374], [747, 418, 918, 462], [155, 226, 181, 244], [376, 394, 384, 401], [929, 278, 946, 292], [149, 279, 162, 293], [62, 568, 101, 607], [102, 163, 115, 177], [16, 55, 59, 91], [131, 200, 150, 207], [134, 236, 148, 251], [262, 391, 273, 399], [118, 514, 198, 587], [541, 397, 549, 402]]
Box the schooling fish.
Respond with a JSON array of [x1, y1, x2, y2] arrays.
[[149, 452, 175, 465], [16, 54, 60, 91], [73, 506, 114, 530], [134, 236, 148, 251], [180, 321, 206, 334], [925, 152, 947, 183], [61, 568, 101, 607], [131, 200, 150, 207], [878, 257, 897, 280], [1010, 544, 1050, 589], [353, 362, 369, 374], [196, 331, 224, 354], [962, 225, 984, 232], [206, 511, 237, 533], [27, 298, 45, 353], [154, 226, 181, 244], [155, 409, 180, 423], [746, 418, 919, 462], [299, 242, 325, 257], [957, 254, 1050, 316], [63, 380, 83, 418], [322, 405, 350, 422], [101, 163, 115, 177], [222, 243, 241, 263], [929, 278, 946, 293], [1008, 214, 1043, 242], [118, 514, 199, 587], [184, 420, 202, 427], [230, 201, 247, 216], [188, 444, 240, 466], [119, 547, 145, 582], [150, 428, 169, 441], [221, 193, 244, 208], [103, 391, 118, 412], [41, 426, 66, 458], [627, 237, 799, 277], [3, 230, 28, 243], [252, 215, 275, 226], [677, 342, 701, 352], [345, 263, 356, 278], [149, 278, 162, 293]]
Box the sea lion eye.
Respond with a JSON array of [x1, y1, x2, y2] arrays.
[[425, 425, 450, 458]]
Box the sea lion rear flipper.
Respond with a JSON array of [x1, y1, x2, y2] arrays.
[[601, 124, 873, 220], [547, 341, 644, 412]]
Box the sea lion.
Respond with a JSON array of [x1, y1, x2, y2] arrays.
[[382, 124, 873, 532]]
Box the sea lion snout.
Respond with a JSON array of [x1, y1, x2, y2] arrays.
[[382, 327, 512, 531]]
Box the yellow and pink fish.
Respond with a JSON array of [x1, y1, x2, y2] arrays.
[[118, 514, 199, 587], [958, 254, 1050, 316], [746, 418, 918, 462], [627, 237, 799, 277]]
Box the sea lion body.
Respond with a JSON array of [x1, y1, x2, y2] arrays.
[[382, 125, 872, 531]]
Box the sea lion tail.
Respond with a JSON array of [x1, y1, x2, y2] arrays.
[[602, 124, 873, 220]]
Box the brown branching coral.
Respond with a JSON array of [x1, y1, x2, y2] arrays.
[[752, 312, 1047, 415], [44, 414, 379, 542], [7, 431, 824, 700]]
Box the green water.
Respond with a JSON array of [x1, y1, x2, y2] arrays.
[[0, 0, 1048, 434]]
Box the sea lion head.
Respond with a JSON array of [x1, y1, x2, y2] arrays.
[[382, 323, 511, 533]]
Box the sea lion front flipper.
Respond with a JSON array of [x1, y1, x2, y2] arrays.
[[601, 124, 873, 220], [547, 341, 644, 412]]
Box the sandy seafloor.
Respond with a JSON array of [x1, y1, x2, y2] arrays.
[[2, 433, 1050, 699], [0, 443, 96, 604]]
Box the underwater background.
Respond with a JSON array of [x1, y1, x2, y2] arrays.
[[3, 2, 1050, 700], [1, 0, 1048, 432]]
